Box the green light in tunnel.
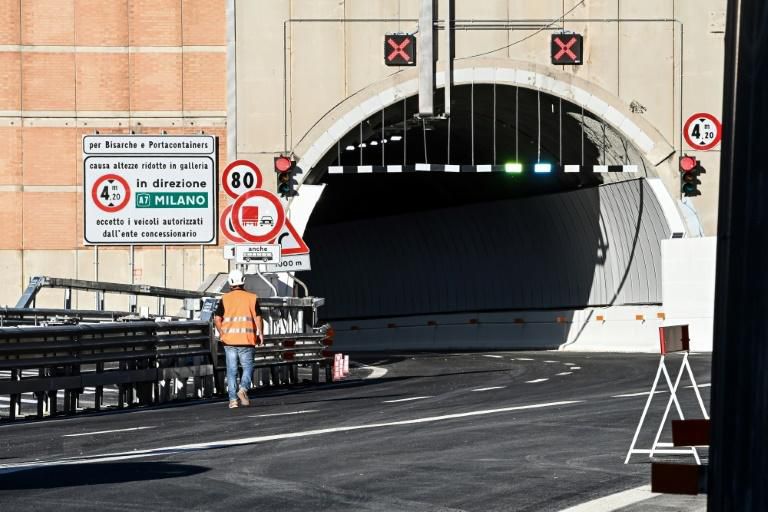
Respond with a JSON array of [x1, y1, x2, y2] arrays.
[[505, 162, 523, 174], [534, 163, 552, 173]]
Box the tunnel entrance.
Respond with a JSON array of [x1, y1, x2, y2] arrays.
[[300, 84, 668, 325]]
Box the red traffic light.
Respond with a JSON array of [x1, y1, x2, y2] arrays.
[[274, 155, 293, 173], [679, 155, 698, 172]]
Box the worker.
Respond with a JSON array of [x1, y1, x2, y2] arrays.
[[213, 269, 264, 408]]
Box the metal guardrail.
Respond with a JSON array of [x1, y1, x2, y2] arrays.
[[0, 307, 142, 327], [1, 276, 335, 421], [0, 321, 214, 421]]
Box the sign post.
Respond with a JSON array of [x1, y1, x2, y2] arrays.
[[83, 135, 217, 245]]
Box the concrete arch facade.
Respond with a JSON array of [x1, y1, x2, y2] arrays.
[[291, 58, 678, 215]]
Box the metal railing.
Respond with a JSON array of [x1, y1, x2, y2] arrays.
[[0, 321, 214, 421]]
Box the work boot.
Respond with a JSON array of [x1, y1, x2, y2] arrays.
[[228, 399, 239, 409], [237, 388, 250, 407]]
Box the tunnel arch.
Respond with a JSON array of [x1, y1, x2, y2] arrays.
[[282, 60, 683, 343], [292, 59, 676, 197]]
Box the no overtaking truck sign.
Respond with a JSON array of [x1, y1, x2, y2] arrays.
[[83, 135, 218, 245]]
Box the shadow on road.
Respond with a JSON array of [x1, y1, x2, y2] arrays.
[[0, 461, 209, 490]]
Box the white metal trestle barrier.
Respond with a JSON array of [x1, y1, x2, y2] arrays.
[[624, 325, 709, 465]]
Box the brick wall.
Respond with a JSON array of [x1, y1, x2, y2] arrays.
[[0, 0, 227, 298]]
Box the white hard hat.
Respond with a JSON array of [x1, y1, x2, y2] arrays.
[[227, 269, 245, 287]]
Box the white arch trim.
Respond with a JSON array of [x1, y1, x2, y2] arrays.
[[289, 65, 676, 231]]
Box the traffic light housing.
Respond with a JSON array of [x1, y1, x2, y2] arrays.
[[274, 155, 295, 198], [679, 155, 700, 197]]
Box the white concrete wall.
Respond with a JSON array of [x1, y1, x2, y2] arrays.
[[661, 237, 717, 352]]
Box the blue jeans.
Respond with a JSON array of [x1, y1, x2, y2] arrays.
[[224, 346, 255, 401]]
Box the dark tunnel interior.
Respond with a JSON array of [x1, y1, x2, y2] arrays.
[[299, 85, 656, 321]]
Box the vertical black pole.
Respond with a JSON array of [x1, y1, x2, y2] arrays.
[[709, 0, 768, 509]]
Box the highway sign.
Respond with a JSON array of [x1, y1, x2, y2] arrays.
[[258, 253, 311, 273], [222, 160, 263, 199], [683, 113, 722, 150], [231, 189, 285, 243], [83, 135, 217, 245], [235, 244, 281, 264]]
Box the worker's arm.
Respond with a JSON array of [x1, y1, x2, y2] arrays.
[[213, 299, 224, 341], [255, 299, 265, 345]]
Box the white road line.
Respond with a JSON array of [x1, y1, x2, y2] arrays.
[[0, 400, 584, 472], [247, 410, 318, 418], [555, 372, 572, 376], [570, 367, 582, 370], [564, 363, 576, 366], [686, 383, 711, 389], [559, 484, 657, 512], [544, 360, 559, 363], [516, 358, 534, 361], [62, 426, 156, 438], [526, 378, 549, 384], [482, 355, 503, 359], [471, 386, 506, 392], [612, 390, 667, 398], [360, 365, 388, 379], [383, 396, 432, 403]]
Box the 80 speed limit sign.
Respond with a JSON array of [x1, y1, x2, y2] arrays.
[[684, 113, 722, 151], [222, 160, 263, 199]]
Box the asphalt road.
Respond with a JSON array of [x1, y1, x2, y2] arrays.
[[0, 351, 711, 511]]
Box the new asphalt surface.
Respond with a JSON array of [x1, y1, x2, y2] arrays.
[[0, 351, 711, 511]]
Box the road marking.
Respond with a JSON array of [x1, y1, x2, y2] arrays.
[[612, 390, 667, 398], [482, 355, 503, 359], [247, 410, 318, 418], [360, 365, 388, 379], [62, 426, 156, 438], [383, 396, 432, 403], [555, 372, 572, 376], [516, 358, 534, 361], [544, 360, 559, 363], [564, 363, 576, 366], [570, 367, 582, 370], [526, 378, 549, 384], [471, 386, 506, 392], [686, 383, 711, 388], [559, 484, 657, 512], [0, 400, 584, 472]]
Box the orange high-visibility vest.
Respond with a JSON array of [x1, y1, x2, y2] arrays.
[[219, 289, 260, 346]]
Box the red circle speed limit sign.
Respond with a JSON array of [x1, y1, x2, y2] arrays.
[[222, 160, 263, 199], [91, 173, 131, 213], [231, 189, 285, 243], [683, 113, 722, 151]]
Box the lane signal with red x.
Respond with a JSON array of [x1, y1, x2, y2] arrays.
[[384, 34, 416, 66], [550, 33, 583, 65]]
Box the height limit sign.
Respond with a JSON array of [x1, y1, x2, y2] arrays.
[[83, 135, 218, 245]]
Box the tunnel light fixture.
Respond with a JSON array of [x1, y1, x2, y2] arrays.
[[345, 145, 355, 151], [504, 162, 523, 174], [390, 135, 403, 141], [358, 143, 367, 148], [370, 140, 378, 146], [534, 163, 552, 173]]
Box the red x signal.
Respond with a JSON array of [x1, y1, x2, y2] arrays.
[[384, 34, 416, 66], [387, 37, 411, 62], [550, 33, 583, 65]]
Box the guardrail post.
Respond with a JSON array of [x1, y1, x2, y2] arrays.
[[95, 362, 104, 410]]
